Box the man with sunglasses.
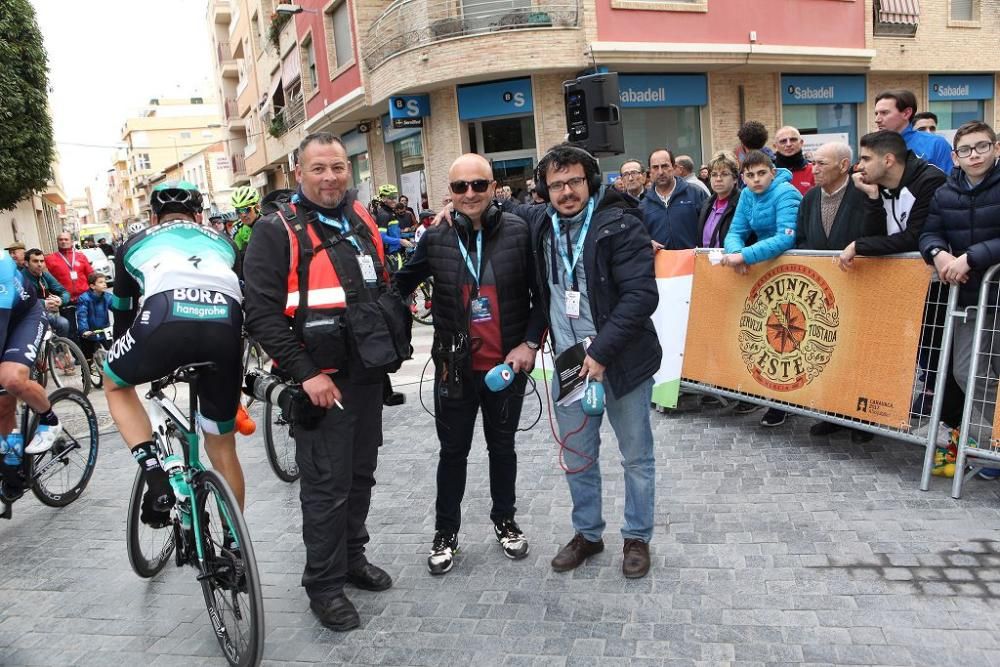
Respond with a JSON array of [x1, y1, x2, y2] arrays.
[[231, 186, 262, 253], [921, 121, 1000, 476], [772, 126, 815, 195], [393, 154, 543, 576]]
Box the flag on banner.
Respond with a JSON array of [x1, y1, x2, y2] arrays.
[[652, 250, 695, 408]]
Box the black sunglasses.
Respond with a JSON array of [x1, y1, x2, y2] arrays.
[[449, 179, 491, 194]]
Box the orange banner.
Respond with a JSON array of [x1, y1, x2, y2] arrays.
[[682, 254, 932, 429]]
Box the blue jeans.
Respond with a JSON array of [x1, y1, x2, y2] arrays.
[[553, 376, 655, 542], [44, 312, 70, 338]]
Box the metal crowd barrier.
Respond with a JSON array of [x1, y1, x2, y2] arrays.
[[951, 262, 1000, 498], [679, 249, 958, 492]]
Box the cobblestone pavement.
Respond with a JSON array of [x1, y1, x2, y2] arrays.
[[3, 329, 1000, 666]]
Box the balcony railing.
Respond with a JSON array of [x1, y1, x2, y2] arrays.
[[364, 0, 580, 70], [231, 151, 247, 176], [265, 94, 306, 138]]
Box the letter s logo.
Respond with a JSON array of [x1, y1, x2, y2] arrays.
[[513, 92, 525, 108], [406, 99, 420, 117]]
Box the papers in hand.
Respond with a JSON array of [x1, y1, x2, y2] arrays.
[[708, 249, 724, 266], [555, 338, 591, 406]]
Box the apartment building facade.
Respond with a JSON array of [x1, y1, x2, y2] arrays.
[[209, 0, 1000, 208]]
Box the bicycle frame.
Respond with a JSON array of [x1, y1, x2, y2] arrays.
[[146, 369, 241, 567]]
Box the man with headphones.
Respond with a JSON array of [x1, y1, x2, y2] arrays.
[[393, 154, 545, 576], [509, 144, 661, 578]]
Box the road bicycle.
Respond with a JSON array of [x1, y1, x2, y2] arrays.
[[263, 393, 299, 483], [125, 362, 264, 667], [240, 331, 266, 408], [0, 386, 99, 520], [386, 247, 433, 325], [32, 329, 91, 396]]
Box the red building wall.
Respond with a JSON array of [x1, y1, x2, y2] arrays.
[[596, 0, 866, 49], [296, 0, 363, 119]]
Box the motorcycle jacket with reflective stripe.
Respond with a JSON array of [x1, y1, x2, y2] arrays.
[[111, 220, 241, 338]]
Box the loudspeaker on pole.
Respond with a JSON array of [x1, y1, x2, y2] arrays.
[[564, 72, 624, 156]]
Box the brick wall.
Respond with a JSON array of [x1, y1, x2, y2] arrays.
[[532, 73, 571, 156], [707, 72, 780, 156], [422, 87, 462, 209]]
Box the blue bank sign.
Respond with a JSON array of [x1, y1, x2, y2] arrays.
[[388, 94, 431, 128], [781, 75, 866, 106], [617, 74, 707, 108], [457, 78, 533, 121], [929, 75, 994, 101]]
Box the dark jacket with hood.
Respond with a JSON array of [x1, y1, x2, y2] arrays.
[[920, 160, 1000, 306], [795, 176, 867, 251], [774, 152, 815, 195], [855, 151, 947, 256], [512, 187, 661, 399]]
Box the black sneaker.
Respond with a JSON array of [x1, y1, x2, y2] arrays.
[[760, 408, 786, 427], [734, 401, 762, 415], [493, 518, 529, 560], [427, 531, 458, 575]]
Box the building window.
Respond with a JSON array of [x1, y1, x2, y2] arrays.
[[951, 0, 976, 21], [180, 131, 192, 139], [135, 153, 151, 170], [610, 0, 707, 12], [598, 107, 702, 175], [302, 36, 318, 93], [874, 0, 919, 37], [325, 0, 354, 73], [393, 135, 424, 177], [929, 100, 985, 129], [191, 97, 204, 104]]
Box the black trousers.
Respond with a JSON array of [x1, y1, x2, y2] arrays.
[[433, 367, 526, 533], [294, 376, 382, 603]]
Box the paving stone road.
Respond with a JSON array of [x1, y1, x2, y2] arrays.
[[3, 325, 1000, 666]]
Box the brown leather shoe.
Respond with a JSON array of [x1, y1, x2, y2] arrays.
[[551, 534, 604, 572], [623, 539, 650, 578]]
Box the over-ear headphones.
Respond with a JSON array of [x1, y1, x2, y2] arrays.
[[534, 144, 603, 203], [453, 203, 503, 235]]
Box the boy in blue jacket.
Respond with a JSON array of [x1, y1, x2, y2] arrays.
[[722, 150, 803, 427], [76, 273, 113, 367]]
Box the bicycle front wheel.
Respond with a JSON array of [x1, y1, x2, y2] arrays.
[[89, 347, 106, 389], [48, 337, 92, 396], [29, 387, 99, 507], [241, 340, 265, 407], [125, 466, 176, 578], [412, 278, 433, 325], [195, 469, 264, 667], [264, 402, 299, 483]]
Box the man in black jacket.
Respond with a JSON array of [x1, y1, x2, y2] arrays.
[[244, 133, 394, 632], [394, 154, 543, 575], [795, 141, 871, 441], [920, 121, 1000, 472], [512, 144, 661, 578]]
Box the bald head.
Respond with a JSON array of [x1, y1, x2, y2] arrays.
[[448, 153, 496, 226], [812, 142, 853, 192], [773, 126, 804, 157]]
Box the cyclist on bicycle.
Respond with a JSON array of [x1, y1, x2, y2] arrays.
[[373, 184, 412, 256], [0, 254, 62, 466], [104, 180, 247, 527], [231, 186, 261, 253]]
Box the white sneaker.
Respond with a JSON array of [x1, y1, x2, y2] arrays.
[[25, 424, 62, 455]]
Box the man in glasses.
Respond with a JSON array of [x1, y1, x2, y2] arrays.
[[231, 186, 262, 253], [921, 121, 1000, 476], [772, 126, 815, 195], [618, 159, 646, 202], [393, 154, 542, 576], [510, 144, 660, 579]]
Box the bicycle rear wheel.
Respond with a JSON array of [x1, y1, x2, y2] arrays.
[[125, 466, 176, 578], [264, 402, 299, 483], [89, 347, 106, 389], [195, 469, 264, 667], [48, 337, 92, 396], [241, 339, 265, 407], [28, 387, 99, 507], [412, 278, 433, 325]]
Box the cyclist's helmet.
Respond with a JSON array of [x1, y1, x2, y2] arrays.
[[126, 221, 147, 237], [232, 186, 261, 209], [377, 184, 399, 199], [150, 180, 204, 216]]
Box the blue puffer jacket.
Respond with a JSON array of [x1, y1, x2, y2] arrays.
[[919, 161, 1000, 306], [76, 289, 112, 333], [724, 168, 802, 264]]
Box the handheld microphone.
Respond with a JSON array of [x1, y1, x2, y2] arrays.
[[485, 363, 515, 392], [582, 378, 605, 416]]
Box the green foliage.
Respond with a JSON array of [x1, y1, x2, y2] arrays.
[[267, 12, 292, 53], [0, 0, 54, 211]]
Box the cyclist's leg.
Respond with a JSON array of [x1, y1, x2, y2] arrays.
[[0, 303, 56, 454], [196, 299, 246, 509]]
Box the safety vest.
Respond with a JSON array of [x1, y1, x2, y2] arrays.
[[279, 200, 386, 318]]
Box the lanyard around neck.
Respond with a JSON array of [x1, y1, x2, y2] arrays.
[[456, 228, 482, 288], [551, 198, 595, 288]]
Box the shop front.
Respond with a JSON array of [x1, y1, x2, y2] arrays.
[[781, 74, 866, 152], [929, 74, 994, 133]]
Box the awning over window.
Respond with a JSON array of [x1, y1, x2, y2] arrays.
[[877, 0, 920, 24], [281, 49, 301, 86]]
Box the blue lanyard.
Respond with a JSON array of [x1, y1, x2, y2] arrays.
[[551, 198, 595, 289], [456, 229, 482, 288], [316, 210, 362, 254]]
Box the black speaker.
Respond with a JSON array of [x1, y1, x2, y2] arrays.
[[564, 72, 624, 157]]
